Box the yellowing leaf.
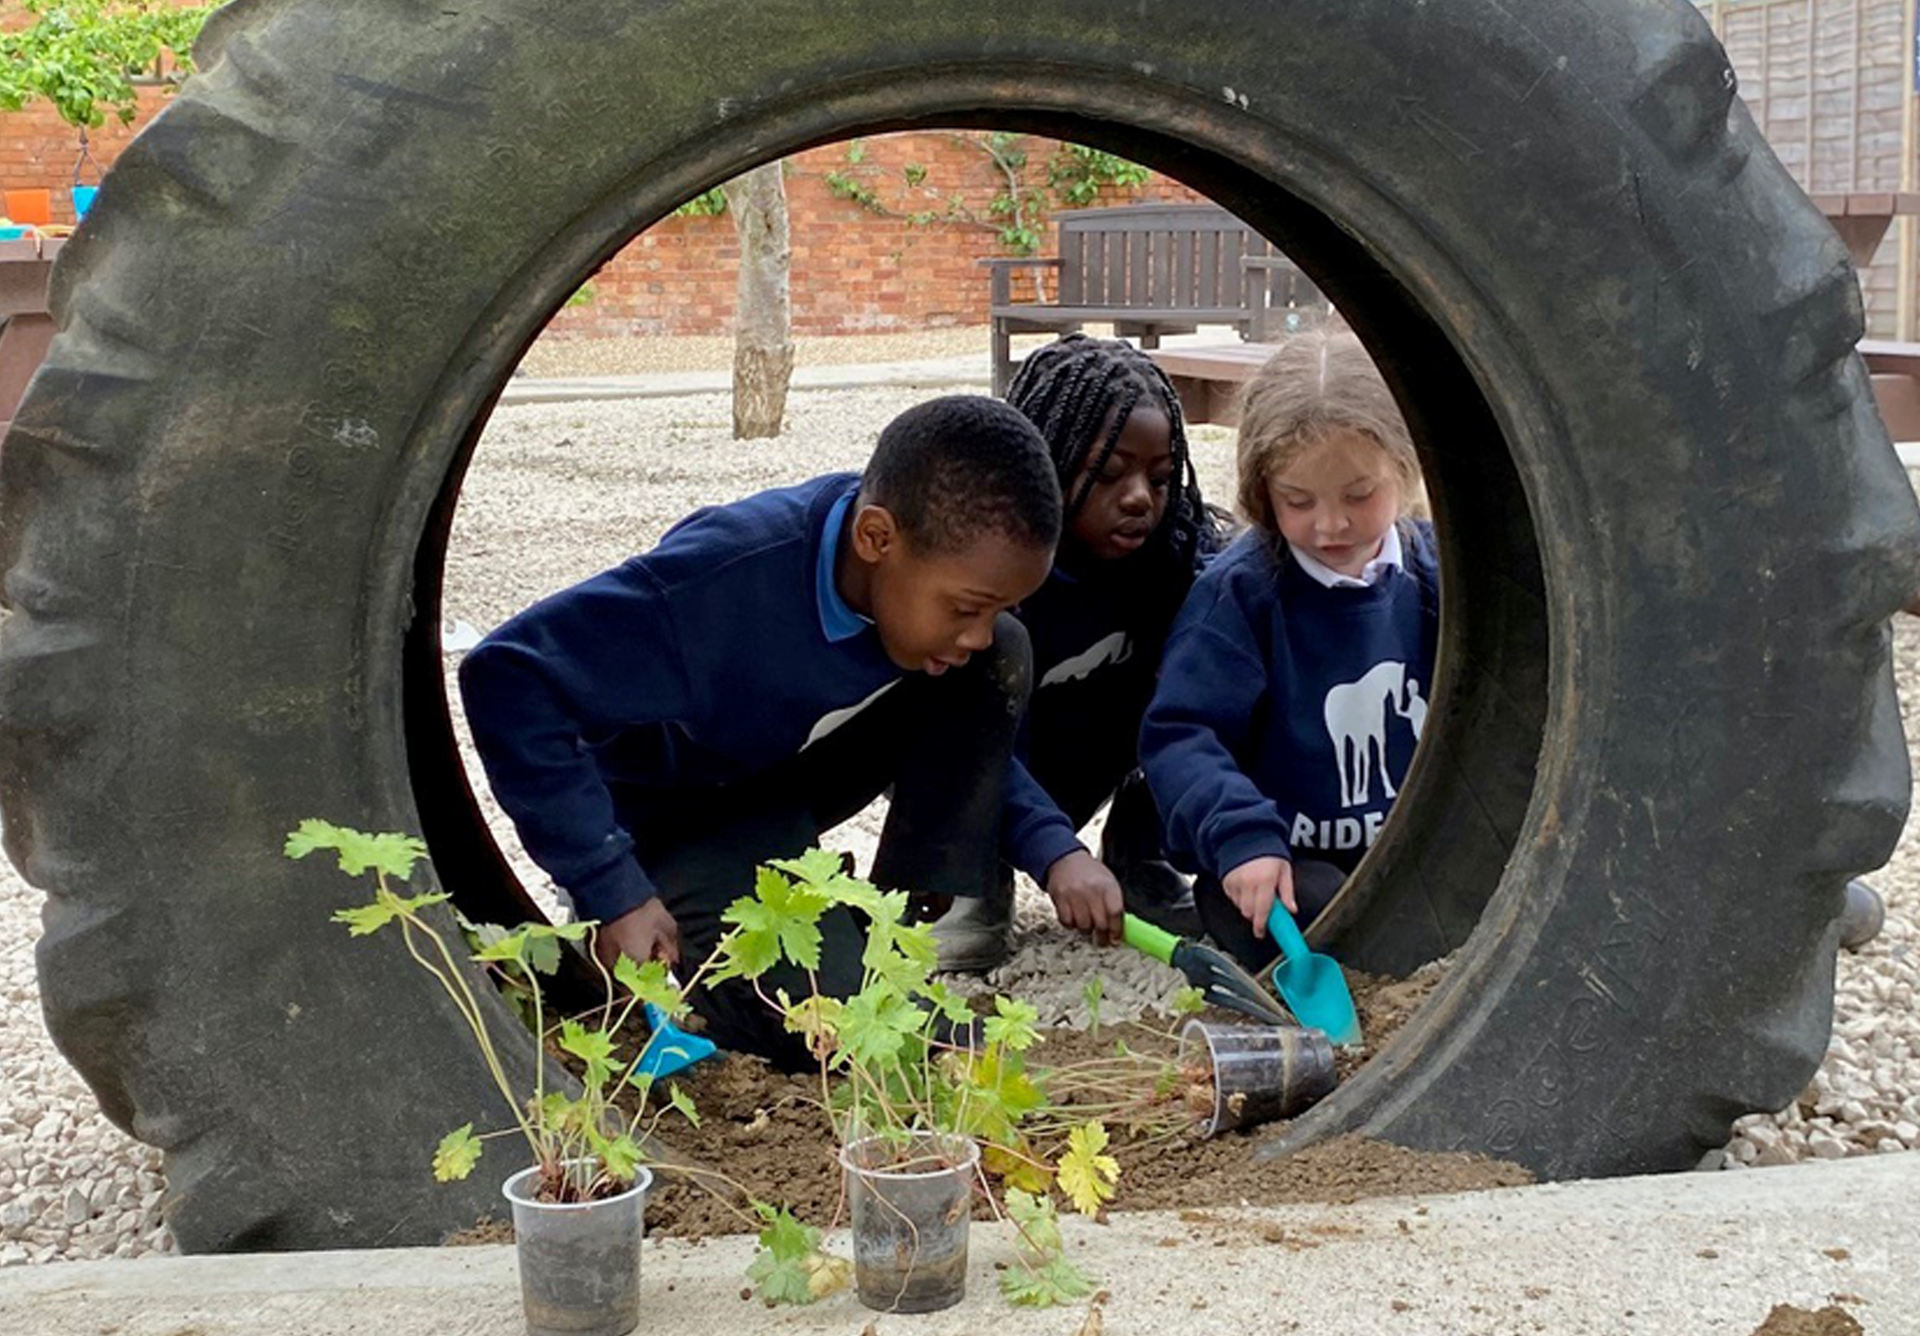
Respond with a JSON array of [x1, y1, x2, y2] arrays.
[[559, 1020, 621, 1088], [1058, 1121, 1120, 1216], [432, 1123, 481, 1182]]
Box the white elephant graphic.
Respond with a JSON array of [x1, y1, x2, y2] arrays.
[[1039, 631, 1132, 688], [1323, 661, 1407, 807]]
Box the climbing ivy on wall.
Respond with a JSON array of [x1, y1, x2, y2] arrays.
[[803, 132, 1155, 257]]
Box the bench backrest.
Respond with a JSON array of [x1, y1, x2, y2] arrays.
[[1055, 204, 1272, 311]]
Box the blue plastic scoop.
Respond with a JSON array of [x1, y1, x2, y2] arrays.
[[633, 972, 716, 1081], [1265, 905, 1362, 1046]]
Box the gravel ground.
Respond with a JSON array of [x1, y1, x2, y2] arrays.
[[2, 381, 1916, 1266]]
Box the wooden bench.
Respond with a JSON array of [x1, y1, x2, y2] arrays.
[[981, 203, 1328, 394], [0, 234, 65, 441]]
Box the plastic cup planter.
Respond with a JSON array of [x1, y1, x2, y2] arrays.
[[1178, 1020, 1337, 1137], [502, 1161, 654, 1336], [839, 1131, 980, 1314]]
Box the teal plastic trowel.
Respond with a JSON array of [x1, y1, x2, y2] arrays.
[[1265, 905, 1362, 1046]]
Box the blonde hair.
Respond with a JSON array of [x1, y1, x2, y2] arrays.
[[1234, 329, 1424, 534]]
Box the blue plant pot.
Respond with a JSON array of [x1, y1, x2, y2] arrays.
[[0, 225, 28, 241], [72, 186, 99, 219]]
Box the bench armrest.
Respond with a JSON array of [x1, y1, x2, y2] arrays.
[[980, 256, 1062, 305]]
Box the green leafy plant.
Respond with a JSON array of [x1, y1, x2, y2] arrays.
[[745, 1204, 852, 1304], [1081, 976, 1105, 1039], [0, 0, 212, 130], [288, 819, 704, 1203], [1047, 143, 1151, 207], [999, 1188, 1095, 1307], [564, 281, 598, 309], [671, 186, 729, 218], [704, 850, 1140, 1306]]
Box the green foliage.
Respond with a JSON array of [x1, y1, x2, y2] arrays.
[[1081, 976, 1105, 1036], [294, 820, 698, 1203], [432, 1124, 482, 1183], [707, 849, 1126, 1307], [999, 1189, 1097, 1307], [746, 1203, 852, 1304], [902, 161, 927, 187], [1170, 985, 1207, 1018], [0, 0, 212, 130], [287, 819, 428, 881], [1047, 143, 1150, 207], [824, 169, 886, 214], [564, 282, 597, 308], [671, 186, 729, 218]]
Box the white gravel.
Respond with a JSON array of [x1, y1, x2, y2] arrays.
[[3, 383, 1917, 1263]]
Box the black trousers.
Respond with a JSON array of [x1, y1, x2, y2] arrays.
[[1192, 858, 1347, 973], [614, 615, 1032, 1068]]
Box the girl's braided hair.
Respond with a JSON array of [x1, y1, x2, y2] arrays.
[[1004, 334, 1226, 588]]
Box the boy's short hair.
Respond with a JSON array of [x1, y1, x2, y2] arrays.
[[862, 395, 1063, 554]]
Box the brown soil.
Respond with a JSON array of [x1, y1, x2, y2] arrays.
[[633, 978, 1526, 1240], [1749, 1305, 1865, 1336], [442, 1218, 515, 1246]]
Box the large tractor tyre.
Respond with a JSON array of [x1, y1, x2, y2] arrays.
[[3, 0, 1912, 1250]]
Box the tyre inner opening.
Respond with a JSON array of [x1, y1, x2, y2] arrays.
[[402, 116, 1551, 1119]]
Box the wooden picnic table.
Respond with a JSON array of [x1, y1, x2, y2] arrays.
[[1148, 342, 1275, 427], [1159, 338, 1920, 443], [1811, 192, 1920, 270], [0, 234, 66, 440]]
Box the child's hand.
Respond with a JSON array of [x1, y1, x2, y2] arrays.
[[1044, 851, 1125, 945], [595, 898, 681, 971], [1222, 856, 1297, 938]]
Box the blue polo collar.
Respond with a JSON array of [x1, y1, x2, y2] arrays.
[[816, 488, 872, 643]]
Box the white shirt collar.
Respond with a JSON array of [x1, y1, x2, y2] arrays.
[[1288, 523, 1404, 589]]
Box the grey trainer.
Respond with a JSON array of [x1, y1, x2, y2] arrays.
[[929, 878, 1014, 974]]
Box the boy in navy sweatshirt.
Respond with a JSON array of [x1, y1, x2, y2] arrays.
[[460, 396, 1061, 1063], [1142, 332, 1438, 971]]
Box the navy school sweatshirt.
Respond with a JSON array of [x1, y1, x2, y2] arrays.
[[459, 472, 1080, 923], [1013, 550, 1192, 832], [1140, 521, 1439, 882]]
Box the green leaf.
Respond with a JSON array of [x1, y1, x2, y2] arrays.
[[1082, 976, 1104, 1030], [835, 984, 924, 1070], [558, 1020, 621, 1088], [1058, 1121, 1120, 1217], [331, 900, 401, 937], [1005, 1187, 1063, 1255], [613, 955, 685, 1016], [999, 1254, 1095, 1307], [285, 820, 428, 881], [666, 1081, 701, 1128], [715, 865, 826, 976], [1170, 985, 1207, 1018], [746, 1205, 840, 1306], [432, 1124, 481, 1182], [918, 979, 976, 1026], [983, 996, 1041, 1053], [598, 1134, 644, 1183]]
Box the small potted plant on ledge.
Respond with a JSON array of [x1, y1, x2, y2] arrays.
[[286, 820, 703, 1336], [705, 851, 1120, 1313]]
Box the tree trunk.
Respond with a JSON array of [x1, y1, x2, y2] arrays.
[[722, 163, 794, 440]]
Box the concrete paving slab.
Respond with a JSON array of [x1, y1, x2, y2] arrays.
[[2, 1155, 1912, 1335]]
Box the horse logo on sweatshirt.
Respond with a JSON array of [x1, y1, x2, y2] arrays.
[[1039, 631, 1133, 689], [1322, 661, 1427, 807]]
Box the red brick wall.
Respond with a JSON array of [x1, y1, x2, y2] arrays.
[[551, 133, 1204, 339], [0, 71, 1202, 336]]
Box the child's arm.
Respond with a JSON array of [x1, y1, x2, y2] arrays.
[[1002, 761, 1124, 943], [458, 561, 695, 958], [1140, 601, 1297, 931]]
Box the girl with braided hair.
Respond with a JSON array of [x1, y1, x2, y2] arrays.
[[931, 334, 1228, 971]]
